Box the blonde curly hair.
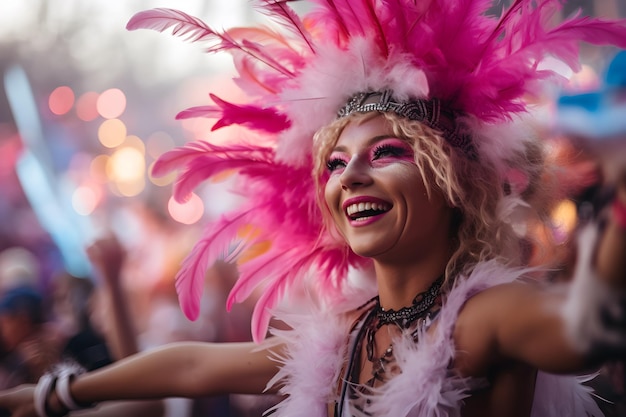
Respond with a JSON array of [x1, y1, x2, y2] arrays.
[[313, 112, 548, 285]]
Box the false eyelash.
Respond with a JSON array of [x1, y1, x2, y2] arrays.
[[372, 143, 407, 159], [326, 158, 346, 171]]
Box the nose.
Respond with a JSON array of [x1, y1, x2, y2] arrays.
[[339, 157, 373, 190]]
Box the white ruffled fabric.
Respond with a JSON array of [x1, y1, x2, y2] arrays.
[[268, 261, 604, 417]]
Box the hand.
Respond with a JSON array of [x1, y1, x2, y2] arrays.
[[18, 337, 59, 381], [0, 385, 37, 417], [86, 234, 127, 287]]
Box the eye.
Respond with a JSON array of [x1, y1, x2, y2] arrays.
[[372, 143, 409, 160], [326, 157, 347, 172]]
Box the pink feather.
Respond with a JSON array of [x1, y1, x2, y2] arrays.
[[153, 139, 354, 331], [152, 142, 274, 200], [175, 94, 291, 133], [127, 8, 294, 76], [234, 244, 356, 342], [176, 210, 257, 320], [257, 0, 316, 53]]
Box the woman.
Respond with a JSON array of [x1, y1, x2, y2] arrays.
[[1, 1, 625, 416]]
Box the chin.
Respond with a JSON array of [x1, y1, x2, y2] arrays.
[[349, 243, 389, 259]]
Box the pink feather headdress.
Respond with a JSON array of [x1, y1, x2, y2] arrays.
[[127, 0, 626, 342]]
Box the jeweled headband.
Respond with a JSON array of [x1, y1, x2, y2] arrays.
[[338, 90, 476, 158]]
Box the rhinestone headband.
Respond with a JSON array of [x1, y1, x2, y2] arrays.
[[337, 90, 476, 158]]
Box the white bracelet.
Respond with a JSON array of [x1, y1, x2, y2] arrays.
[[55, 369, 83, 411], [33, 373, 55, 417], [33, 362, 95, 417]]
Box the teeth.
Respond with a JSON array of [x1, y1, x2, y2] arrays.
[[345, 201, 390, 216]]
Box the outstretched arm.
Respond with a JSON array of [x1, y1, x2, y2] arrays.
[[0, 340, 282, 417], [72, 341, 281, 400]]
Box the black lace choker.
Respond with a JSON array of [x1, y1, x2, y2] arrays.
[[375, 275, 444, 329]]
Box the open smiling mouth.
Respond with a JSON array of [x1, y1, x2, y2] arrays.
[[345, 201, 391, 221]]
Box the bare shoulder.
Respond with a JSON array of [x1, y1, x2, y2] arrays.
[[451, 281, 544, 376], [460, 281, 548, 317]]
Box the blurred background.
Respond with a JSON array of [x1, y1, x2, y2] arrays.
[[0, 1, 275, 415], [0, 0, 253, 281], [0, 0, 624, 416]]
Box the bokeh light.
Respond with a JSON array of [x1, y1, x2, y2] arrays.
[[97, 88, 127, 119], [89, 154, 110, 183], [116, 178, 146, 197], [48, 86, 75, 116], [106, 146, 146, 197], [124, 134, 146, 154], [167, 193, 204, 225], [107, 146, 145, 183], [76, 91, 100, 121], [98, 119, 127, 148], [551, 199, 578, 243], [72, 185, 99, 216], [566, 64, 601, 92]]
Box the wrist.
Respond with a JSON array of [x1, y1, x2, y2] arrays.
[[33, 362, 96, 417], [46, 390, 69, 417]]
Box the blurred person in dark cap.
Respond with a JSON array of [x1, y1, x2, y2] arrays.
[[0, 248, 39, 292], [0, 285, 62, 390]]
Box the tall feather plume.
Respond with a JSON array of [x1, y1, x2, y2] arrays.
[[153, 138, 362, 339], [435, 0, 626, 119], [130, 0, 626, 341]]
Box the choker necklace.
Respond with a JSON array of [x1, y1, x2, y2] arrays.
[[358, 275, 445, 388], [376, 275, 444, 329]]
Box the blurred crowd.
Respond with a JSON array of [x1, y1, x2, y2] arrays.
[[0, 231, 281, 417]]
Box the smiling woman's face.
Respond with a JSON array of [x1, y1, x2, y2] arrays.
[[323, 115, 453, 262]]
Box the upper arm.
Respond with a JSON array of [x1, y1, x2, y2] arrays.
[[454, 282, 591, 376]]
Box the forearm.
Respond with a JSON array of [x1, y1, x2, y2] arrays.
[[85, 235, 141, 359], [68, 341, 279, 404], [100, 281, 139, 359]]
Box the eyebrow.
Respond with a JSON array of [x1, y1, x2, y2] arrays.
[[330, 134, 401, 153]]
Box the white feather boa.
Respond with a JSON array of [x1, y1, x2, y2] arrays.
[[267, 261, 604, 417]]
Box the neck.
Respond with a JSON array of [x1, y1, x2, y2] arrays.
[[374, 250, 450, 311]]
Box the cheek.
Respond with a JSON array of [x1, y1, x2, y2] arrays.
[[385, 165, 424, 188], [323, 178, 347, 234], [323, 178, 339, 211], [322, 179, 349, 243]]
